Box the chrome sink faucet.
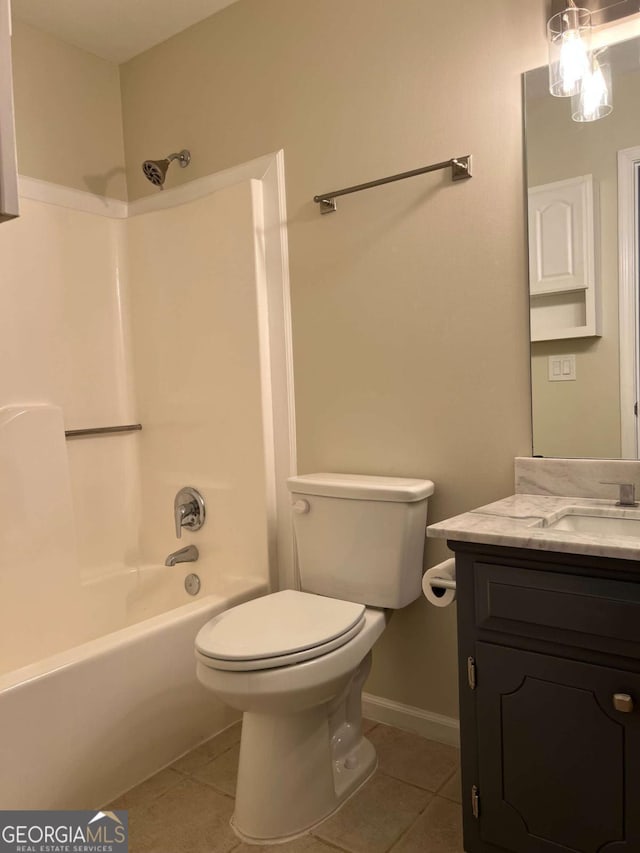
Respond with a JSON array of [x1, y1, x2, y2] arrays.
[[601, 481, 638, 507], [165, 544, 199, 566]]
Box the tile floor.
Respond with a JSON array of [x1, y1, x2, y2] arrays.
[[108, 720, 463, 853]]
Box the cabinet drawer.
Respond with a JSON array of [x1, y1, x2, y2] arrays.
[[475, 563, 640, 649]]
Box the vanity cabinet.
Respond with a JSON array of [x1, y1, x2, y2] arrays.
[[0, 0, 19, 222], [451, 541, 640, 853]]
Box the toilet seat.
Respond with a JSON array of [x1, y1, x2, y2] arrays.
[[195, 590, 366, 672]]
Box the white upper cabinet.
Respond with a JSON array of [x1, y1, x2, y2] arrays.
[[0, 0, 18, 222], [528, 175, 601, 342], [528, 175, 594, 295]]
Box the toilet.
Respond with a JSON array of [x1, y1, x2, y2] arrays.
[[195, 472, 434, 843]]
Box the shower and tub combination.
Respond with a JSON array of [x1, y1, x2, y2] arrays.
[[0, 150, 294, 808]]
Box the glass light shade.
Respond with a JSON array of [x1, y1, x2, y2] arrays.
[[572, 57, 613, 121], [548, 7, 592, 97]]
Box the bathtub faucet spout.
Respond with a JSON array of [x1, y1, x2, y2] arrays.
[[165, 545, 199, 567]]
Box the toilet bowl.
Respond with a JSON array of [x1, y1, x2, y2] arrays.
[[196, 591, 387, 841], [195, 472, 434, 843]]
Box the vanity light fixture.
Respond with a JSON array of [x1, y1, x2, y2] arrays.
[[547, 3, 592, 97], [571, 50, 613, 121]]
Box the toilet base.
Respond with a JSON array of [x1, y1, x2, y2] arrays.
[[231, 742, 377, 845], [232, 716, 377, 844], [231, 653, 376, 843]]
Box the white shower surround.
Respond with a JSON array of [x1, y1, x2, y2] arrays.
[[1, 152, 296, 808], [17, 150, 297, 591]]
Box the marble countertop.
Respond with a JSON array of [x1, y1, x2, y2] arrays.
[[427, 494, 640, 561]]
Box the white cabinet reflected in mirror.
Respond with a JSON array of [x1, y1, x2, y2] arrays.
[[525, 35, 640, 459]]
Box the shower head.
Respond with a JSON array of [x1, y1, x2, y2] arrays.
[[141, 149, 191, 189]]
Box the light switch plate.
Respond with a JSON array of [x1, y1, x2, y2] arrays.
[[548, 354, 576, 381]]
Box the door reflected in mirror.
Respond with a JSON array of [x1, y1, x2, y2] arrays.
[[524, 36, 640, 459]]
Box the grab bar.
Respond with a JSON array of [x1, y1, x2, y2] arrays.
[[65, 423, 142, 439]]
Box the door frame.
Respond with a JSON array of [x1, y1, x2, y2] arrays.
[[617, 145, 640, 458], [0, 0, 19, 221]]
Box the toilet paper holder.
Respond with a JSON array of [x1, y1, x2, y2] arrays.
[[425, 576, 456, 591], [423, 559, 457, 607]]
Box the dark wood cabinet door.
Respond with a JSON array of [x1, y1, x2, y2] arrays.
[[475, 642, 640, 853]]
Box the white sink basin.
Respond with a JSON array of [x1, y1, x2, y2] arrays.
[[546, 511, 640, 538]]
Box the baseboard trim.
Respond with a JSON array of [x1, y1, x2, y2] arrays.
[[362, 692, 460, 748]]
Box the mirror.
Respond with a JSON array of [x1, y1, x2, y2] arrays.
[[525, 35, 640, 459]]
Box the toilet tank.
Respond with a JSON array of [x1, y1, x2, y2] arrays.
[[287, 473, 435, 609]]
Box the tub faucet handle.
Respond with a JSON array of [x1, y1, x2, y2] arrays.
[[174, 487, 206, 538]]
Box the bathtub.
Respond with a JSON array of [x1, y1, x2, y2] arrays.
[[0, 568, 267, 809]]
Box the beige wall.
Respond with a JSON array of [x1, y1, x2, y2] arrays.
[[527, 67, 640, 459], [120, 0, 547, 718], [11, 20, 127, 200]]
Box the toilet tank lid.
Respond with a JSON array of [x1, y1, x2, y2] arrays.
[[287, 473, 435, 502]]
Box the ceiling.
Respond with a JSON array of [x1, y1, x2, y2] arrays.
[[548, 0, 640, 26], [11, 0, 241, 63]]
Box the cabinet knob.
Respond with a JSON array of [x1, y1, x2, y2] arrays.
[[612, 693, 634, 713]]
